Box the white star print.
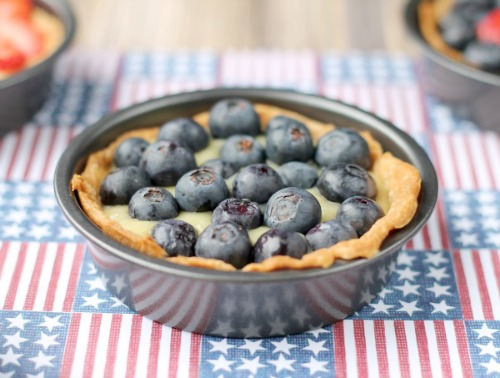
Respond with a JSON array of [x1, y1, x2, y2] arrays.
[[2, 224, 23, 238], [12, 196, 31, 208], [208, 339, 235, 355], [447, 191, 467, 203], [0, 370, 16, 378], [27, 224, 51, 239], [306, 327, 330, 339], [482, 217, 500, 230], [0, 347, 23, 367], [360, 288, 374, 304], [397, 267, 419, 282], [268, 317, 287, 336], [480, 358, 500, 375], [451, 218, 475, 232], [6, 314, 30, 330], [476, 192, 496, 203], [268, 353, 295, 372], [17, 183, 34, 194], [238, 340, 265, 355], [58, 226, 79, 240], [82, 293, 107, 309], [378, 266, 388, 281], [304, 339, 328, 356], [393, 281, 420, 297], [211, 320, 235, 336], [486, 233, 500, 246], [396, 300, 423, 316], [477, 341, 500, 358], [111, 275, 127, 295], [39, 196, 57, 208], [39, 315, 64, 333], [28, 351, 55, 369], [236, 356, 265, 375], [449, 204, 470, 217], [86, 277, 107, 291], [241, 321, 262, 338], [263, 296, 279, 315], [271, 339, 297, 355], [424, 252, 448, 267], [370, 299, 394, 315], [456, 232, 478, 246], [2, 332, 28, 349], [303, 356, 329, 374], [110, 296, 128, 308], [474, 324, 498, 340], [427, 266, 450, 281], [430, 300, 454, 315], [378, 287, 393, 299], [427, 282, 452, 298], [33, 209, 53, 223], [293, 307, 309, 327], [6, 209, 28, 223], [207, 355, 234, 372], [25, 373, 44, 378], [0, 182, 9, 194], [477, 206, 497, 217], [34, 332, 59, 350], [397, 252, 416, 267], [87, 263, 97, 275]]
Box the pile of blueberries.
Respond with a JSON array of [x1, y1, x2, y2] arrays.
[[438, 0, 500, 71], [100, 98, 384, 269]]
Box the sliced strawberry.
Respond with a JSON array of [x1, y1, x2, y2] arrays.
[[477, 8, 500, 46], [0, 38, 26, 71], [0, 0, 32, 21], [0, 18, 43, 57]]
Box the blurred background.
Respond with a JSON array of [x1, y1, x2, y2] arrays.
[[67, 0, 414, 52]]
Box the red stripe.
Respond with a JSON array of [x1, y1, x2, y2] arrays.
[[452, 252, 474, 319], [147, 321, 163, 378], [446, 134, 463, 189], [83, 314, 103, 377], [23, 243, 47, 310], [492, 251, 500, 294], [22, 126, 41, 180], [189, 333, 201, 378], [125, 316, 143, 378], [414, 321, 432, 377], [406, 239, 414, 250], [3, 242, 28, 309], [168, 329, 182, 378], [453, 320, 473, 377], [394, 320, 411, 378], [60, 313, 82, 376], [459, 134, 479, 189], [0, 242, 9, 277], [428, 134, 446, 191], [109, 55, 124, 111], [421, 222, 432, 250], [43, 243, 65, 311], [5, 129, 22, 179], [472, 250, 494, 319], [63, 244, 85, 312], [479, 135, 497, 190], [353, 320, 368, 376], [103, 314, 123, 377], [374, 321, 389, 376], [333, 322, 347, 378], [434, 321, 453, 376], [40, 127, 56, 181], [436, 198, 450, 250]]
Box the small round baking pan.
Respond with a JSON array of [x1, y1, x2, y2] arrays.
[[405, 0, 500, 131], [0, 0, 76, 136], [54, 88, 437, 338]]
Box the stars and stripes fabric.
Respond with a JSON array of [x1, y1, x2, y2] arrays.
[[0, 49, 499, 377]]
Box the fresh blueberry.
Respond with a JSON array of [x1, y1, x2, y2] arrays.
[[175, 168, 229, 212], [439, 13, 476, 49], [128, 187, 179, 221], [209, 98, 260, 138], [113, 137, 149, 167], [201, 159, 238, 179], [337, 196, 384, 236], [463, 42, 500, 70], [232, 164, 284, 204], [317, 163, 376, 203], [265, 116, 314, 164], [140, 140, 197, 186], [277, 161, 318, 189], [157, 118, 209, 152], [100, 166, 151, 205], [264, 187, 322, 234], [212, 198, 262, 229], [152, 219, 197, 257], [195, 221, 251, 268], [253, 229, 310, 263], [220, 135, 265, 169], [315, 129, 371, 169], [305, 219, 357, 250], [449, 2, 491, 25]]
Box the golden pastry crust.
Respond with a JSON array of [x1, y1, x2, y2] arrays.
[[72, 104, 421, 272], [0, 7, 65, 80]]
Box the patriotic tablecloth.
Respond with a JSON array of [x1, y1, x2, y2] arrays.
[[0, 49, 499, 377]]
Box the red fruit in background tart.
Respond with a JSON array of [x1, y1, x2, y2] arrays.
[[0, 0, 32, 20], [0, 18, 43, 57], [0, 39, 26, 71], [477, 8, 500, 46]]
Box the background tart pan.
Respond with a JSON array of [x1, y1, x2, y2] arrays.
[[0, 0, 76, 136], [54, 88, 438, 338]]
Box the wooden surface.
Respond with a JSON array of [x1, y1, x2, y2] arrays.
[[68, 0, 416, 53]]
